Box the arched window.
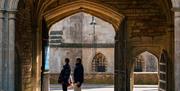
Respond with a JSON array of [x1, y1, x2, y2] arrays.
[[92, 53, 107, 72], [134, 51, 158, 72]]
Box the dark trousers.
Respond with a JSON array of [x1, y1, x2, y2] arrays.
[[62, 83, 67, 91]]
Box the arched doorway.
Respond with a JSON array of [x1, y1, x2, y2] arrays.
[[129, 49, 171, 91], [40, 1, 126, 91], [47, 12, 116, 90], [132, 51, 159, 91]]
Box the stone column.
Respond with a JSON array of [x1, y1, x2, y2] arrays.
[[0, 10, 4, 91], [175, 11, 180, 91], [114, 32, 120, 91], [2, 10, 9, 91], [115, 19, 127, 91], [42, 72, 50, 91], [0, 10, 16, 91], [8, 11, 16, 91]]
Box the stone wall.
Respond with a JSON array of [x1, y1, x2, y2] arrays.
[[49, 12, 115, 44], [49, 48, 114, 73], [15, 1, 34, 91], [50, 73, 114, 84], [50, 72, 158, 85], [134, 72, 159, 85]]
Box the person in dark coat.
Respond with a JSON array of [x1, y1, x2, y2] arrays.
[[59, 58, 71, 91], [73, 58, 84, 91]]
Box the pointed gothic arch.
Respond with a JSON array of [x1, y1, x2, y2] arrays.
[[134, 51, 158, 72], [130, 48, 160, 73], [39, 1, 127, 91], [129, 49, 160, 91], [133, 48, 160, 59], [42, 0, 125, 31]]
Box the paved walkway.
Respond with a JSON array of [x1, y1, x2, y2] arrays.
[[50, 84, 158, 91]]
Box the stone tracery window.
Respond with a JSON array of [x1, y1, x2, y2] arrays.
[[92, 53, 107, 72]]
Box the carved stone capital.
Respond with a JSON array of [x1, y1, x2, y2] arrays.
[[0, 13, 3, 19], [8, 10, 16, 20], [0, 9, 5, 19], [8, 14, 16, 20]]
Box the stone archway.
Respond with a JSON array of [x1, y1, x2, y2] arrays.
[[128, 48, 160, 91], [131, 50, 160, 91], [41, 0, 124, 31], [39, 1, 126, 91], [0, 0, 176, 91], [129, 47, 174, 91]]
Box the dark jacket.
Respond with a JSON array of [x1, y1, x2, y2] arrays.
[[60, 64, 71, 84], [73, 63, 84, 85]]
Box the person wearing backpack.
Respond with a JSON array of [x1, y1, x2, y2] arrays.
[[59, 58, 71, 91]]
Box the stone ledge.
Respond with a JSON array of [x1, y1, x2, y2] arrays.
[[134, 73, 158, 85]]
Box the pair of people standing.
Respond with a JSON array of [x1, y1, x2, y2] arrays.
[[59, 58, 84, 91]]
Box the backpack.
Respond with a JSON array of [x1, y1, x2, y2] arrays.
[[58, 69, 64, 83]]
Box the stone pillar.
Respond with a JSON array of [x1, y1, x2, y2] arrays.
[[0, 10, 16, 91], [42, 72, 50, 91], [115, 19, 127, 91], [2, 10, 9, 91], [175, 11, 180, 91], [8, 11, 16, 91], [0, 10, 3, 91]]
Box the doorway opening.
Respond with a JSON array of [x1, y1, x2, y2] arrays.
[[132, 51, 159, 91], [46, 12, 115, 91]]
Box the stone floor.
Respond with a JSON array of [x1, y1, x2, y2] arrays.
[[50, 84, 158, 91]]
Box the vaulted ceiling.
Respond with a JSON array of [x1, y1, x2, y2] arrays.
[[17, 0, 174, 38], [19, 0, 173, 25]]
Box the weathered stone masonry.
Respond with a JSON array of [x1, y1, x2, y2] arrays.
[[16, 2, 33, 91]]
